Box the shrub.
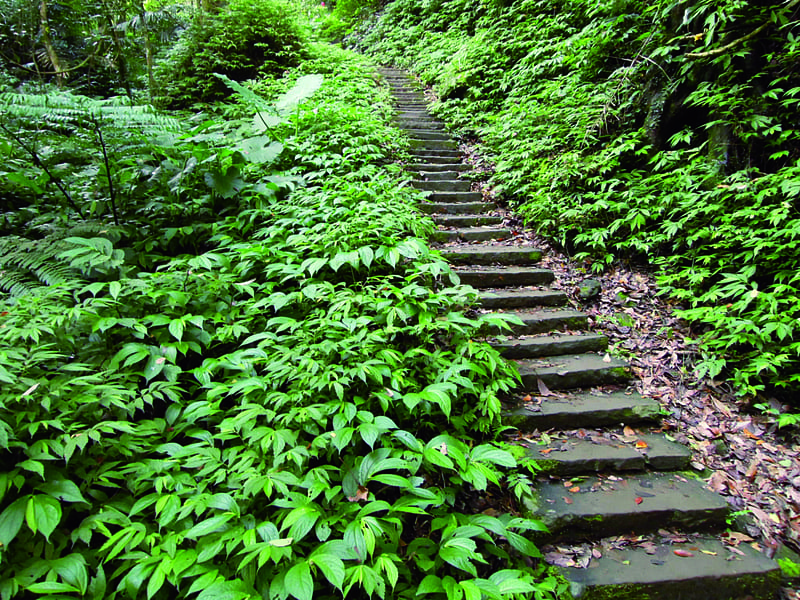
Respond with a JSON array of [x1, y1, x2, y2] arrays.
[[156, 0, 308, 107]]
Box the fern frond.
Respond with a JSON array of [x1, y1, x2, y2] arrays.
[[0, 231, 88, 298]]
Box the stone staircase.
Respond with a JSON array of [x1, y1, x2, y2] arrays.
[[378, 67, 782, 600]]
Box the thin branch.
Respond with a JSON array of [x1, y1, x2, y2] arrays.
[[687, 0, 800, 58], [92, 116, 119, 226], [0, 122, 85, 219]]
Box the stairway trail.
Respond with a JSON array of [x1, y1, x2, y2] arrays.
[[378, 67, 781, 600]]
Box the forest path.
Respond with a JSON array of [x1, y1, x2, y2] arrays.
[[378, 66, 781, 600]]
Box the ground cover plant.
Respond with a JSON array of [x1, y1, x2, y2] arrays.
[[0, 31, 561, 600], [354, 0, 800, 405]]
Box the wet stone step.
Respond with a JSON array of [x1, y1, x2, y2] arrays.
[[433, 227, 511, 243], [455, 267, 555, 288], [419, 202, 496, 215], [409, 140, 459, 151], [406, 163, 470, 173], [397, 120, 446, 130], [562, 536, 780, 600], [526, 433, 692, 476], [425, 191, 483, 203], [493, 332, 607, 359], [408, 130, 454, 141], [478, 288, 568, 308], [515, 352, 631, 390], [409, 150, 464, 159], [413, 180, 471, 192], [504, 389, 662, 430], [500, 308, 588, 335], [398, 110, 436, 119], [443, 245, 544, 265], [416, 170, 471, 182], [434, 214, 503, 227], [531, 471, 730, 540]]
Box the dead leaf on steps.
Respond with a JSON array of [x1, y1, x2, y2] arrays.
[[537, 378, 555, 396]]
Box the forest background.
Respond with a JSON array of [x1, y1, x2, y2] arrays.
[[0, 0, 799, 599]]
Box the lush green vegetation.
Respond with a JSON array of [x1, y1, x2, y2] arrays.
[[355, 0, 800, 401], [0, 3, 561, 598]]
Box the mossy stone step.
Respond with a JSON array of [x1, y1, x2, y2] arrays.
[[408, 130, 453, 142], [504, 390, 662, 430], [498, 308, 587, 334], [531, 472, 729, 540], [443, 246, 544, 265], [515, 353, 631, 390], [413, 180, 472, 192], [493, 332, 607, 359], [397, 120, 446, 130], [398, 110, 436, 119], [425, 191, 483, 203], [455, 267, 555, 288], [478, 288, 568, 308], [416, 171, 471, 182], [433, 227, 511, 243], [419, 202, 497, 215], [527, 433, 692, 476], [406, 163, 470, 173], [410, 150, 463, 159], [434, 214, 503, 227], [563, 537, 780, 600]]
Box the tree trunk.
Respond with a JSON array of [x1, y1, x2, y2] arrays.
[[38, 0, 66, 86]]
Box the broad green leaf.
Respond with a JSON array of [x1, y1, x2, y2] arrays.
[[311, 554, 344, 591], [284, 561, 313, 600], [25, 582, 80, 594], [416, 575, 443, 595], [237, 137, 283, 164], [204, 166, 244, 199], [275, 75, 324, 116], [184, 515, 231, 539], [25, 495, 61, 540], [168, 319, 184, 341], [38, 479, 87, 503], [0, 497, 28, 547]]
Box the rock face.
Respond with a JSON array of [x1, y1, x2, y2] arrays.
[[379, 66, 781, 600]]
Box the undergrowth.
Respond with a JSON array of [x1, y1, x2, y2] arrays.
[[0, 43, 561, 599], [355, 0, 800, 402]]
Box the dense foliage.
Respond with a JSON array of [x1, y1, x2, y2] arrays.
[[155, 0, 308, 106], [0, 37, 560, 599], [355, 0, 800, 400]]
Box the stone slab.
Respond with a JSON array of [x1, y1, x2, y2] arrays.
[[501, 308, 588, 334], [426, 191, 484, 203], [443, 246, 544, 265], [455, 267, 555, 288], [515, 353, 631, 390], [434, 215, 504, 227], [565, 537, 779, 600], [504, 390, 662, 430], [406, 163, 471, 172], [409, 149, 463, 158], [433, 228, 511, 243], [493, 333, 607, 359], [419, 202, 496, 215], [408, 129, 452, 141], [413, 180, 472, 192], [478, 288, 568, 308], [527, 433, 690, 476], [415, 171, 472, 182], [409, 139, 458, 151], [532, 471, 730, 539]]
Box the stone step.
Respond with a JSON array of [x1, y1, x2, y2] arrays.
[[493, 332, 607, 359], [515, 353, 631, 390], [500, 308, 588, 335], [409, 140, 459, 152], [434, 214, 503, 227], [406, 163, 470, 173], [527, 433, 692, 476], [413, 180, 472, 192], [397, 105, 430, 111], [419, 202, 496, 215], [398, 110, 435, 119], [531, 472, 729, 540], [478, 288, 568, 308], [443, 245, 544, 265], [433, 227, 512, 243], [397, 120, 445, 130], [504, 389, 662, 430], [415, 170, 471, 181], [409, 149, 463, 159], [455, 267, 555, 288], [407, 129, 452, 141], [561, 536, 780, 600], [425, 191, 483, 203]]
